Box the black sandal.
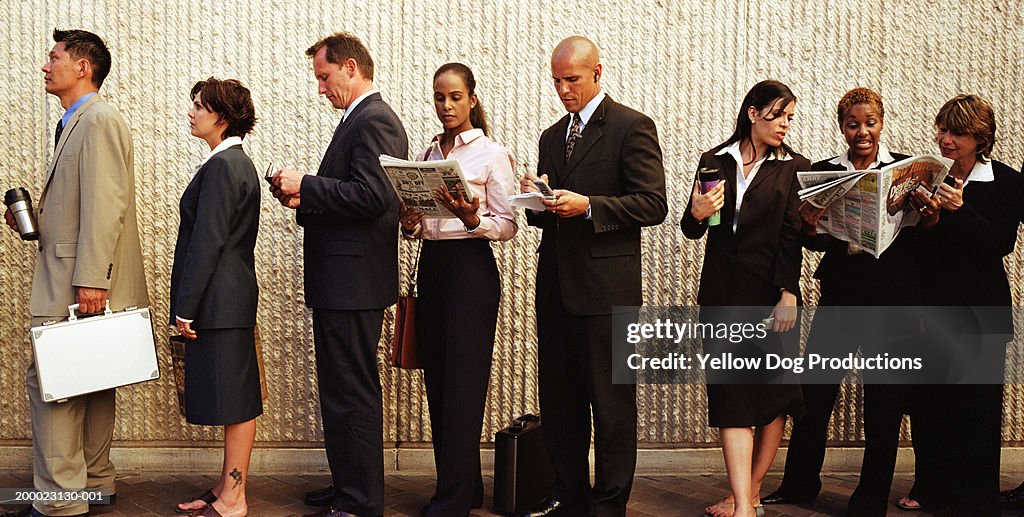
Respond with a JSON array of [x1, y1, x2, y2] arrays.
[[175, 488, 217, 514]]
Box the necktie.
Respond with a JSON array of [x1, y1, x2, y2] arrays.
[[565, 113, 582, 162], [54, 120, 64, 151]]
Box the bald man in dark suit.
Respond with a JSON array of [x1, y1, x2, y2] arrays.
[[520, 36, 667, 517]]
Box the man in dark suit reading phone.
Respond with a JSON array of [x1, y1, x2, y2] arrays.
[[520, 36, 667, 517], [271, 32, 408, 517]]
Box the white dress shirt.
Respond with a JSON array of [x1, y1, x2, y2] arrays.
[[715, 141, 792, 233], [411, 129, 518, 241]]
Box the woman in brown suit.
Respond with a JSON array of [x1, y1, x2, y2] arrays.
[[682, 80, 809, 517]]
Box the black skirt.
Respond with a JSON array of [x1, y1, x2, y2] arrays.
[[701, 306, 804, 428], [184, 327, 263, 425]]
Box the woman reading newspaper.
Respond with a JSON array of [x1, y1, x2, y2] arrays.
[[682, 80, 809, 517], [763, 87, 929, 515], [898, 94, 1024, 515], [398, 63, 517, 517]]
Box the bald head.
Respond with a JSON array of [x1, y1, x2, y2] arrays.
[[552, 36, 600, 67], [550, 36, 602, 113]]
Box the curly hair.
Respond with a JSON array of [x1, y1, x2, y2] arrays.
[[836, 87, 884, 126]]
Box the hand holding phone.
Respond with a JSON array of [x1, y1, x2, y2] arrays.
[[533, 179, 555, 198]]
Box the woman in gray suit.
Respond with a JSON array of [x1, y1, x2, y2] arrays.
[[171, 77, 260, 517]]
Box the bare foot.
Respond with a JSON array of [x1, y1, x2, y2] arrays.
[[898, 496, 922, 510], [705, 496, 735, 517], [178, 496, 213, 513]]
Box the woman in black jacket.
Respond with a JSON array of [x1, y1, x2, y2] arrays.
[[898, 94, 1024, 516], [172, 78, 261, 517], [682, 80, 809, 517]]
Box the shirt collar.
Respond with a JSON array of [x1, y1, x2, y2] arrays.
[[61, 92, 97, 127], [575, 91, 605, 126], [965, 159, 995, 184], [342, 89, 379, 123], [827, 144, 895, 170], [196, 136, 243, 169], [430, 128, 485, 152], [714, 140, 791, 162]]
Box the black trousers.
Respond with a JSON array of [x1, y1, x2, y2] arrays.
[[776, 305, 855, 500], [909, 383, 1002, 515], [313, 308, 386, 517], [537, 284, 637, 517], [846, 384, 908, 516], [418, 240, 499, 517]]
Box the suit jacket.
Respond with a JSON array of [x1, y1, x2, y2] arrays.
[[804, 152, 922, 305], [528, 95, 667, 316], [297, 92, 409, 310], [681, 145, 810, 306], [30, 94, 148, 318], [169, 146, 260, 328], [919, 160, 1024, 332]]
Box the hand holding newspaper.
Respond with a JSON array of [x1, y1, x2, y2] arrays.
[[796, 154, 953, 258], [379, 155, 475, 218]]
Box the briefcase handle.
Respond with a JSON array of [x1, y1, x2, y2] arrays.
[[67, 301, 112, 321]]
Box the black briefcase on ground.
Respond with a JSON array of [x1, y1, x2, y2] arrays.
[[493, 414, 555, 515]]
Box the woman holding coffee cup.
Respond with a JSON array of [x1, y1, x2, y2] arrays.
[[682, 80, 809, 517]]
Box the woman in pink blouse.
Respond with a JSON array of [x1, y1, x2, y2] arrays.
[[399, 62, 517, 517]]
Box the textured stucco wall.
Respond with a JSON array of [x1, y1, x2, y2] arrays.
[[1, 0, 1023, 446]]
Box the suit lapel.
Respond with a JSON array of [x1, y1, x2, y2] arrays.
[[318, 93, 382, 177], [744, 158, 782, 196], [41, 94, 101, 203], [560, 96, 610, 183]]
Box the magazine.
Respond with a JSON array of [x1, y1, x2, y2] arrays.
[[379, 155, 475, 218], [797, 154, 953, 257]]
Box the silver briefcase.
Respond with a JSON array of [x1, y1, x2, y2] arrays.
[[30, 302, 159, 402]]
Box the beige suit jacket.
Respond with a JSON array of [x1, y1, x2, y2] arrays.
[[30, 94, 148, 318]]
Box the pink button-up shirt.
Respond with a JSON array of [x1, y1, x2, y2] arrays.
[[414, 128, 518, 241]]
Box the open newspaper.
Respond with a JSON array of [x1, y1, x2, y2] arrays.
[[379, 155, 475, 218], [797, 154, 952, 258]]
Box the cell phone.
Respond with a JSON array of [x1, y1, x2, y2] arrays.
[[264, 163, 276, 185], [942, 174, 958, 187], [533, 179, 555, 198]]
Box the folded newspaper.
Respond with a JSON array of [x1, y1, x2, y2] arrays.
[[797, 154, 953, 258], [379, 155, 475, 218]]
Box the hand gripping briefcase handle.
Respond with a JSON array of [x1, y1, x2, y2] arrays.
[[65, 301, 114, 320]]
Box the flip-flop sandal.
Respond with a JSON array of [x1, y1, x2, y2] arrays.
[[175, 488, 217, 513]]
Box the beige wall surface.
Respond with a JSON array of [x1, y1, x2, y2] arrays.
[[1, 0, 1023, 447]]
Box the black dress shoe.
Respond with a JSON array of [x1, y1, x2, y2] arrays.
[[761, 490, 815, 505], [519, 498, 577, 517], [304, 485, 336, 507], [1001, 481, 1024, 507]]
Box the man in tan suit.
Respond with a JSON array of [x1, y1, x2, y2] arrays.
[[3, 29, 147, 517]]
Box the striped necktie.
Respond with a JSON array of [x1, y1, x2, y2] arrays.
[[565, 113, 582, 162]]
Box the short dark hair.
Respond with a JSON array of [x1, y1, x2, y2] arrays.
[[53, 28, 111, 88], [305, 32, 374, 80], [934, 94, 996, 164], [434, 63, 489, 136], [190, 77, 257, 139], [724, 80, 797, 159]]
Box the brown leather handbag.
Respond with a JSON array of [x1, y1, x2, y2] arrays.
[[391, 239, 422, 369]]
